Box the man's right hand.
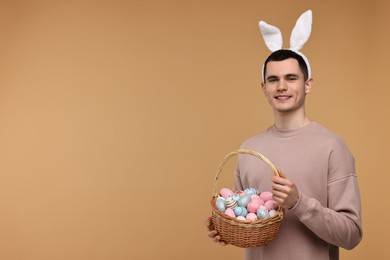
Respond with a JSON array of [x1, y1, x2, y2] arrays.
[[205, 216, 226, 246]]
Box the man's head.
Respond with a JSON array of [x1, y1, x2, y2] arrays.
[[263, 49, 309, 82], [261, 52, 313, 115]]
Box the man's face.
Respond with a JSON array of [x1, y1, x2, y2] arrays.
[[261, 58, 312, 114]]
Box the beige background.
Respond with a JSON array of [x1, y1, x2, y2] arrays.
[[0, 0, 388, 259]]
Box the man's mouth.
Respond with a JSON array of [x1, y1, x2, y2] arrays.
[[274, 95, 292, 101]]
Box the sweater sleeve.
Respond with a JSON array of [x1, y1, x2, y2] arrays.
[[289, 138, 363, 249]]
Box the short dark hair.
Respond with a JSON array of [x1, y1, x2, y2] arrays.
[[263, 49, 309, 80]]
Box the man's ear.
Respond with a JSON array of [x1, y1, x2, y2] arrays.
[[305, 78, 313, 94], [261, 82, 267, 96]]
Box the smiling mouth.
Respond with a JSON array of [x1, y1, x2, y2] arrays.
[[274, 95, 292, 101]]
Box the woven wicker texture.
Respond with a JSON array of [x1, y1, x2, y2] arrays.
[[211, 149, 284, 248]]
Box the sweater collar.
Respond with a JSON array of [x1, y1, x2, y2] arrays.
[[269, 121, 316, 137]]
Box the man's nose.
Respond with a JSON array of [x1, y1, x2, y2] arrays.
[[276, 79, 287, 91]]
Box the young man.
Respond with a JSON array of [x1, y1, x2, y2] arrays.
[[205, 49, 363, 259]]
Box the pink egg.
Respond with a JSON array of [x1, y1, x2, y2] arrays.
[[265, 200, 279, 211], [224, 208, 236, 218], [246, 212, 258, 221], [251, 194, 260, 199], [259, 191, 273, 202], [251, 197, 264, 205], [247, 201, 261, 213], [220, 188, 234, 199]]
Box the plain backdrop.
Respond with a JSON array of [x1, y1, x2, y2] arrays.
[[0, 0, 389, 259]]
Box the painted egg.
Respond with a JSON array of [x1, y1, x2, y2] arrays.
[[244, 187, 259, 196], [224, 208, 236, 218], [246, 212, 258, 221], [265, 200, 279, 211], [247, 201, 261, 213], [224, 197, 238, 209], [234, 206, 248, 217], [251, 194, 260, 199], [215, 197, 226, 212], [269, 209, 277, 217], [237, 194, 252, 207], [220, 188, 234, 199], [259, 205, 267, 210], [257, 208, 270, 219], [260, 191, 273, 202], [228, 194, 240, 201], [251, 197, 264, 205], [236, 216, 246, 221]]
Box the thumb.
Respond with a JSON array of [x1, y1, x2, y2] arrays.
[[277, 168, 286, 178], [205, 217, 214, 229]]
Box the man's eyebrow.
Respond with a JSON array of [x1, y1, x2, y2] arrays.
[[266, 75, 278, 81], [285, 73, 300, 78]]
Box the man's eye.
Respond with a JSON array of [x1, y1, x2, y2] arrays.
[[287, 77, 297, 81]]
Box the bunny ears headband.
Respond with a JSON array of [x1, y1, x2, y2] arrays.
[[259, 10, 313, 80]]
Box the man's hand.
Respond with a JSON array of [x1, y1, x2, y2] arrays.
[[272, 169, 299, 209], [204, 217, 226, 246]]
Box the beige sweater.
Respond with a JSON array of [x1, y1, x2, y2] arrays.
[[234, 122, 362, 260]]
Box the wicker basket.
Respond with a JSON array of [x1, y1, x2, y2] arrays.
[[210, 149, 284, 248]]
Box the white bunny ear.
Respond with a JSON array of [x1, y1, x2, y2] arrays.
[[290, 10, 312, 51], [259, 21, 283, 52]]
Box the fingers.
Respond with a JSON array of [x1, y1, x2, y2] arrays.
[[208, 230, 218, 238], [210, 232, 226, 245], [272, 178, 293, 192], [272, 178, 292, 196], [215, 237, 226, 246], [205, 217, 214, 231], [272, 169, 293, 188], [271, 170, 299, 209], [272, 189, 288, 200], [208, 230, 226, 246], [204, 217, 226, 246]]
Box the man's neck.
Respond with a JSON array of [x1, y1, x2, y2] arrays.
[[273, 111, 311, 130]]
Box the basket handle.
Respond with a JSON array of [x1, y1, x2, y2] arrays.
[[212, 149, 279, 197]]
